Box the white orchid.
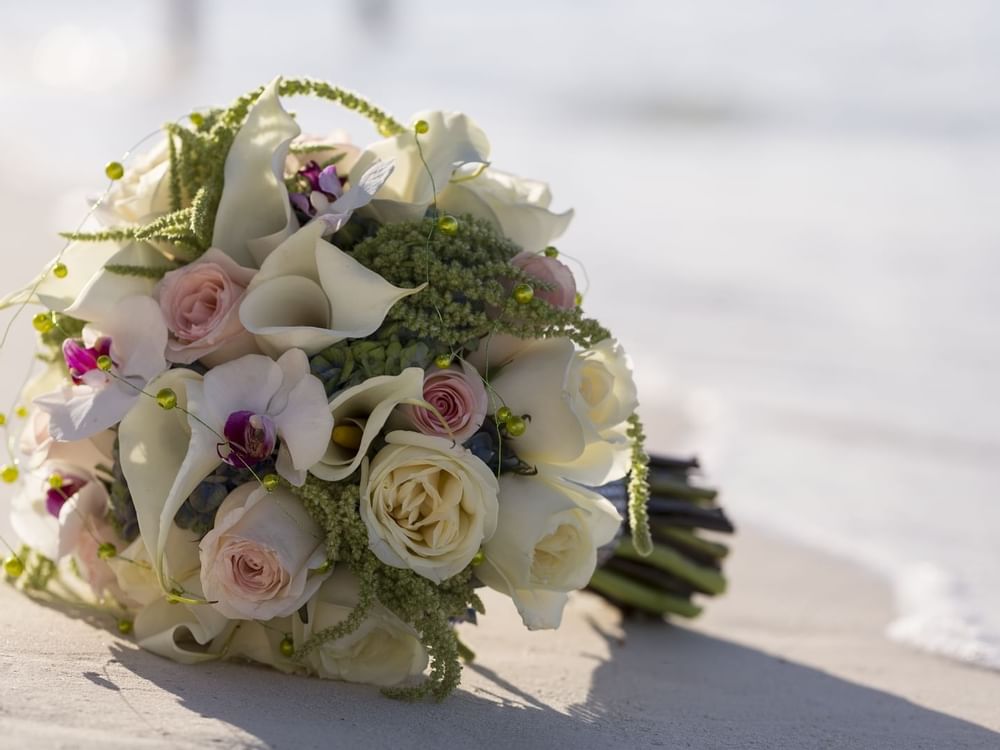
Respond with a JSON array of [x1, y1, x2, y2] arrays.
[[350, 110, 491, 224], [118, 349, 332, 587], [34, 295, 168, 441], [239, 221, 425, 357]]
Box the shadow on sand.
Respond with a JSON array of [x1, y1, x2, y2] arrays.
[[96, 612, 998, 750]]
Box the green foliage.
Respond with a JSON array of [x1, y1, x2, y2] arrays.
[[293, 477, 478, 701], [348, 216, 611, 354], [626, 414, 654, 556]]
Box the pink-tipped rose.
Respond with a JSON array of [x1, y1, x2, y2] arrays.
[[511, 251, 577, 310], [156, 248, 257, 365], [406, 360, 488, 443], [199, 483, 331, 620]]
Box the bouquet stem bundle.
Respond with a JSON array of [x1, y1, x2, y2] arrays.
[[589, 454, 734, 619]]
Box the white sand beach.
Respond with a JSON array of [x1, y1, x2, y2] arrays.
[[2, 526, 997, 749]]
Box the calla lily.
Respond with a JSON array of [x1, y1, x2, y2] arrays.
[[350, 110, 490, 223], [211, 77, 302, 268], [311, 367, 424, 481], [239, 221, 426, 356], [35, 295, 168, 441], [487, 337, 630, 485], [438, 168, 573, 253], [477, 472, 621, 630], [111, 529, 232, 664], [119, 351, 332, 587], [0, 239, 172, 323]]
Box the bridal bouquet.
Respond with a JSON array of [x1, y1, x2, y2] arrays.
[[1, 78, 730, 699]]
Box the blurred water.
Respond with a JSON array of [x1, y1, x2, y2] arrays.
[[0, 0, 997, 666]]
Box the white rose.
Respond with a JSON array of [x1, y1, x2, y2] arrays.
[[294, 568, 428, 686], [199, 483, 331, 620], [96, 138, 172, 226], [477, 473, 622, 630], [489, 337, 634, 485], [350, 110, 491, 224], [438, 168, 573, 253], [361, 431, 499, 583], [568, 338, 639, 438]]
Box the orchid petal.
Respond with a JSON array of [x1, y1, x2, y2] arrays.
[[212, 77, 301, 267], [269, 350, 334, 473], [202, 353, 283, 426]]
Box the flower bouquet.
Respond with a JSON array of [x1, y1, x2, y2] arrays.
[[0, 78, 732, 699]]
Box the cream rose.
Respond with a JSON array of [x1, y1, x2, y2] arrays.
[[477, 473, 622, 630], [438, 168, 572, 253], [293, 569, 428, 686], [488, 337, 637, 485], [199, 483, 331, 620], [96, 138, 172, 226], [361, 431, 499, 583]]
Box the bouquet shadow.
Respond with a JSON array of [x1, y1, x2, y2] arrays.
[[79, 601, 998, 748]]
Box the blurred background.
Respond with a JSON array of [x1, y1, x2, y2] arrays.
[[0, 1, 997, 668]]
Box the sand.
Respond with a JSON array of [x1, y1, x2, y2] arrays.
[[1, 526, 997, 750]]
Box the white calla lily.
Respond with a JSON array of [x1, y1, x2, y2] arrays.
[[312, 367, 424, 481], [351, 110, 490, 223], [477, 472, 621, 630], [239, 221, 425, 356], [438, 168, 573, 253], [211, 77, 301, 268], [0, 239, 171, 322]]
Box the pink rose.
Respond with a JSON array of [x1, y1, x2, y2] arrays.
[[200, 483, 331, 620], [406, 360, 488, 443], [156, 248, 257, 365], [511, 251, 577, 310]]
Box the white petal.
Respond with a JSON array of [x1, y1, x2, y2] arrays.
[[311, 368, 424, 481], [269, 351, 334, 472], [202, 353, 283, 425], [211, 77, 301, 267], [314, 159, 396, 234], [61, 243, 174, 322], [102, 295, 168, 384], [534, 436, 632, 486], [315, 236, 425, 338], [119, 369, 221, 586], [240, 276, 335, 357], [510, 589, 569, 630], [133, 576, 232, 664], [352, 111, 490, 223], [35, 382, 136, 442], [489, 338, 585, 465]]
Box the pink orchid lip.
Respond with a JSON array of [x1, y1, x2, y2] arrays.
[[62, 337, 113, 384], [222, 410, 277, 467], [45, 474, 87, 517]]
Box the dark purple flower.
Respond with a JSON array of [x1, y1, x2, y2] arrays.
[[289, 161, 346, 220], [222, 410, 277, 467], [62, 337, 113, 384], [45, 474, 88, 518]]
